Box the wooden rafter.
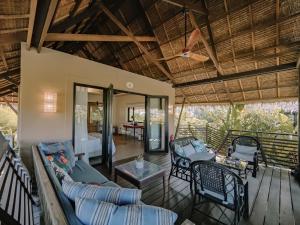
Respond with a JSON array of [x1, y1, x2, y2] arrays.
[[0, 48, 8, 71], [275, 0, 280, 98], [26, 0, 38, 49], [44, 33, 157, 42], [0, 14, 29, 19], [99, 3, 175, 82], [174, 62, 297, 88], [49, 3, 99, 33], [69, 0, 83, 17], [0, 32, 27, 44], [162, 0, 207, 15], [189, 11, 223, 75], [33, 0, 60, 52], [3, 97, 18, 115], [180, 83, 298, 98]]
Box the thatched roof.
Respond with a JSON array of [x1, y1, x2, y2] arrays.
[[0, 0, 299, 104]]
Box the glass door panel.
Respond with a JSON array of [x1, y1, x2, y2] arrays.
[[146, 96, 168, 153]]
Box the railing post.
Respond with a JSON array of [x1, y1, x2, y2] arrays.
[[175, 98, 185, 139]]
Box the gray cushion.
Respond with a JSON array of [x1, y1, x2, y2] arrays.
[[188, 151, 215, 162], [235, 144, 257, 155], [232, 152, 254, 162], [182, 144, 196, 157], [71, 160, 109, 184]]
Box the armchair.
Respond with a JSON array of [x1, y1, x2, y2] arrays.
[[228, 136, 260, 177]]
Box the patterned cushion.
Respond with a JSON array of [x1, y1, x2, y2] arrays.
[[235, 144, 257, 155], [191, 140, 206, 153], [75, 197, 178, 225], [38, 142, 65, 154], [62, 180, 142, 205], [47, 151, 73, 174], [174, 144, 185, 157], [50, 161, 73, 182], [181, 144, 196, 157]]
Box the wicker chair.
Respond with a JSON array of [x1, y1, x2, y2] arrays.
[[228, 136, 261, 178], [169, 136, 215, 192], [191, 161, 249, 225]]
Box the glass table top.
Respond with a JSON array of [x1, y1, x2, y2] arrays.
[[114, 160, 164, 181], [216, 155, 248, 170]]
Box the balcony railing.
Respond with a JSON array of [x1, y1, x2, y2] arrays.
[[176, 124, 299, 169]]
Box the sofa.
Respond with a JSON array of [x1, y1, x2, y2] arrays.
[[33, 143, 178, 225]]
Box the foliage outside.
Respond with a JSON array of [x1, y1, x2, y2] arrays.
[[175, 101, 298, 135], [0, 104, 17, 135]]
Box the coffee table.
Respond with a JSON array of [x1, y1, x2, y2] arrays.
[[114, 160, 166, 192], [215, 155, 248, 179]]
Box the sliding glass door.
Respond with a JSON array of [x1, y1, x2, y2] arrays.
[[102, 85, 114, 173], [145, 96, 169, 153]]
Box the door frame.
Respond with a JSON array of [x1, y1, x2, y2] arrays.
[[145, 95, 169, 153]]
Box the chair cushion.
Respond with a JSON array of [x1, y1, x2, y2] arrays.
[[235, 144, 257, 155], [62, 180, 142, 205], [47, 151, 73, 174], [71, 160, 109, 184], [188, 151, 215, 162], [75, 197, 178, 225], [39, 141, 76, 168], [50, 161, 74, 182], [182, 144, 196, 157], [232, 152, 255, 162], [191, 140, 206, 153], [174, 144, 185, 157]]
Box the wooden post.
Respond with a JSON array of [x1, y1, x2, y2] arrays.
[[175, 98, 186, 139]]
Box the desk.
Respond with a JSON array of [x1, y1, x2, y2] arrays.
[[123, 124, 144, 140]]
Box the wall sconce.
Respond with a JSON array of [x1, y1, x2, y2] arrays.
[[44, 92, 57, 113]]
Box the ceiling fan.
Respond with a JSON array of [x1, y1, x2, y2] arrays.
[[157, 8, 209, 63]]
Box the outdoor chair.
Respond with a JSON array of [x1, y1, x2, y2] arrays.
[[169, 136, 215, 192], [191, 161, 248, 225], [228, 136, 260, 177]]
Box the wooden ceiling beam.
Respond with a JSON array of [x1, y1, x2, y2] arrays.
[[49, 2, 99, 33], [26, 0, 38, 49], [45, 33, 157, 42], [0, 89, 18, 98], [0, 84, 17, 93], [162, 0, 207, 15], [100, 3, 175, 82], [32, 0, 59, 52], [174, 62, 297, 88], [69, 0, 83, 17]]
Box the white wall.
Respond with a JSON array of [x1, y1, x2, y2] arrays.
[[113, 94, 145, 128], [19, 43, 175, 167]]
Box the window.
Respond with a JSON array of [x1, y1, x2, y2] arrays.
[[127, 106, 145, 123]]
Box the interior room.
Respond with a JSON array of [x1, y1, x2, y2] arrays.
[[112, 91, 145, 162], [0, 1, 299, 225]]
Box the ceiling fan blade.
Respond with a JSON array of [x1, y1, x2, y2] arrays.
[[189, 52, 209, 62], [186, 29, 201, 51], [156, 54, 182, 61]]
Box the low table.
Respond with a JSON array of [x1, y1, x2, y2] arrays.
[[216, 155, 248, 179], [114, 160, 166, 192]]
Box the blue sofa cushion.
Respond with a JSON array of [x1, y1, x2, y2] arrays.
[[38, 141, 76, 168], [71, 160, 109, 184], [181, 144, 196, 157], [191, 140, 206, 153], [75, 197, 177, 225], [174, 144, 185, 157], [62, 180, 142, 205]]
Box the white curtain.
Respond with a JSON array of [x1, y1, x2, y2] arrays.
[[74, 86, 89, 163]]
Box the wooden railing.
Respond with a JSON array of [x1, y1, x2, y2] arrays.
[[176, 124, 299, 169]]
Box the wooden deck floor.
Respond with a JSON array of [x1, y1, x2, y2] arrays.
[[95, 153, 300, 225]]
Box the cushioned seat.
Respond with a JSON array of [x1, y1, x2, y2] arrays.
[[188, 151, 216, 162], [71, 160, 109, 184], [231, 152, 254, 162]]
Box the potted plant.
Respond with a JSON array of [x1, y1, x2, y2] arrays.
[[135, 154, 144, 169]]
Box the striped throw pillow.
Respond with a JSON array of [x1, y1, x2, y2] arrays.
[[75, 198, 178, 225], [62, 180, 142, 205]]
